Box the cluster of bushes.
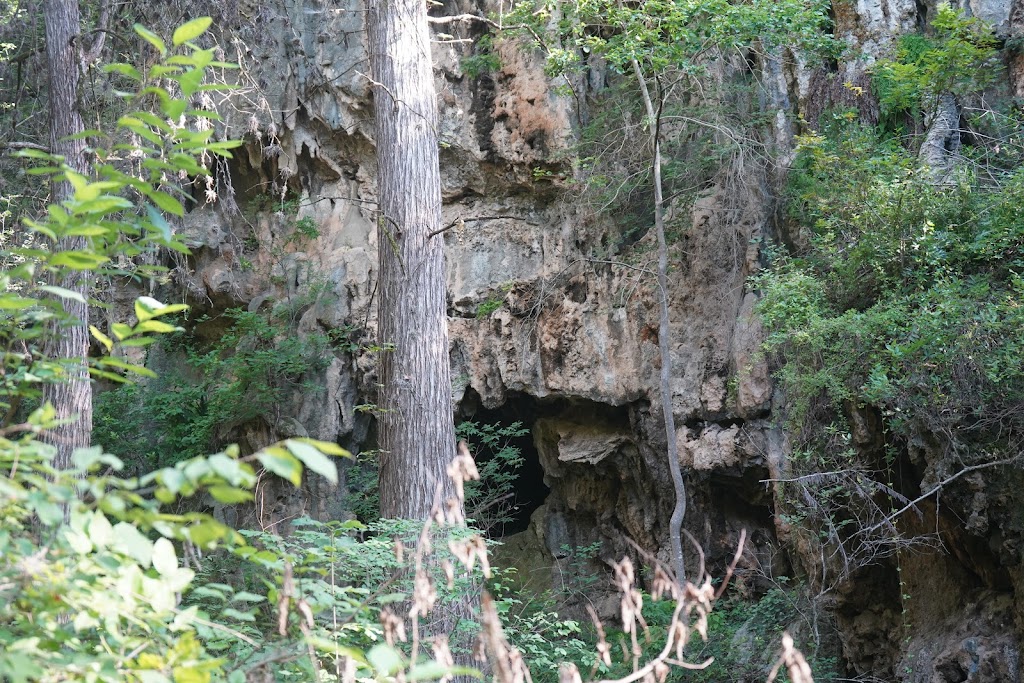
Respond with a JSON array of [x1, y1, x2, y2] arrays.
[[754, 7, 1024, 579]]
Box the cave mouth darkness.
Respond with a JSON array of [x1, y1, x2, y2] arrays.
[[458, 391, 549, 537]]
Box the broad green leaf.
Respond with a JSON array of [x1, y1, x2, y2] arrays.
[[208, 485, 252, 504], [220, 607, 256, 622], [76, 195, 132, 215], [118, 337, 158, 348], [135, 296, 188, 321], [257, 446, 302, 486], [294, 437, 353, 458], [133, 111, 173, 132], [149, 64, 183, 78], [112, 522, 154, 566], [185, 519, 232, 547], [285, 439, 338, 485], [229, 591, 266, 603], [112, 322, 132, 340], [38, 285, 86, 304], [65, 170, 93, 199], [159, 467, 186, 494], [407, 663, 481, 681], [152, 537, 178, 576], [134, 24, 167, 55], [103, 62, 142, 80], [306, 636, 366, 661], [49, 251, 108, 270], [98, 357, 158, 378], [31, 496, 64, 527], [177, 68, 204, 98], [191, 585, 227, 601], [367, 644, 404, 676], [65, 527, 93, 554], [147, 190, 185, 217], [87, 512, 113, 548], [147, 204, 174, 242], [88, 368, 126, 383], [163, 98, 187, 120], [14, 147, 57, 160], [133, 319, 180, 334], [63, 225, 113, 238], [118, 116, 163, 145], [0, 294, 36, 309], [173, 17, 213, 45]]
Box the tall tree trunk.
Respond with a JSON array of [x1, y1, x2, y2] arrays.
[[632, 59, 687, 583], [368, 0, 459, 519], [42, 0, 91, 471]]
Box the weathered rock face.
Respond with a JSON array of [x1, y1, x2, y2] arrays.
[[169, 0, 1022, 678]]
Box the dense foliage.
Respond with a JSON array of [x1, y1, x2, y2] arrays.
[[754, 9, 1024, 582]]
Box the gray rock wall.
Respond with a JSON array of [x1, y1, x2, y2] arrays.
[[168, 0, 1022, 678]]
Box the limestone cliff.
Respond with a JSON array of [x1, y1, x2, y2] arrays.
[[144, 0, 1024, 679]]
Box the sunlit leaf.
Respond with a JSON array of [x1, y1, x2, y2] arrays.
[[285, 439, 338, 485], [173, 17, 213, 46], [134, 24, 167, 55]]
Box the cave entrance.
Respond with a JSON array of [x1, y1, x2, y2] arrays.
[[458, 391, 549, 538]]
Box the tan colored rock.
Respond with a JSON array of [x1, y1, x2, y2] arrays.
[[679, 425, 741, 470], [730, 292, 772, 418]]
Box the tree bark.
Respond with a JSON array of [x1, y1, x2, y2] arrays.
[[368, 0, 459, 519], [1010, 0, 1024, 100], [42, 0, 91, 471], [632, 59, 687, 583]]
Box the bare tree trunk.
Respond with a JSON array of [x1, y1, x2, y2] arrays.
[[368, 0, 459, 519], [42, 0, 91, 471], [632, 59, 687, 583], [919, 91, 961, 182]]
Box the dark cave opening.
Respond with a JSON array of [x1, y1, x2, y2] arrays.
[[458, 390, 550, 538]]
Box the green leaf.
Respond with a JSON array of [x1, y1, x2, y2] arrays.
[[147, 190, 185, 217], [185, 519, 233, 547], [176, 68, 204, 98], [285, 439, 338, 485], [134, 319, 181, 335], [229, 591, 266, 603], [112, 322, 133, 340], [103, 62, 142, 80], [135, 296, 189, 321], [152, 537, 178, 576], [294, 437, 353, 458], [191, 585, 228, 601], [367, 644, 404, 676], [76, 195, 133, 215], [408, 663, 481, 681], [87, 512, 114, 548], [112, 522, 154, 566], [39, 285, 86, 304], [118, 116, 163, 145], [49, 250, 108, 270], [306, 637, 366, 661], [147, 204, 174, 242], [173, 17, 213, 45], [220, 607, 256, 622], [134, 24, 167, 55], [98, 357, 158, 378], [0, 294, 37, 309], [208, 485, 252, 504], [133, 111, 173, 132], [257, 446, 302, 486]]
